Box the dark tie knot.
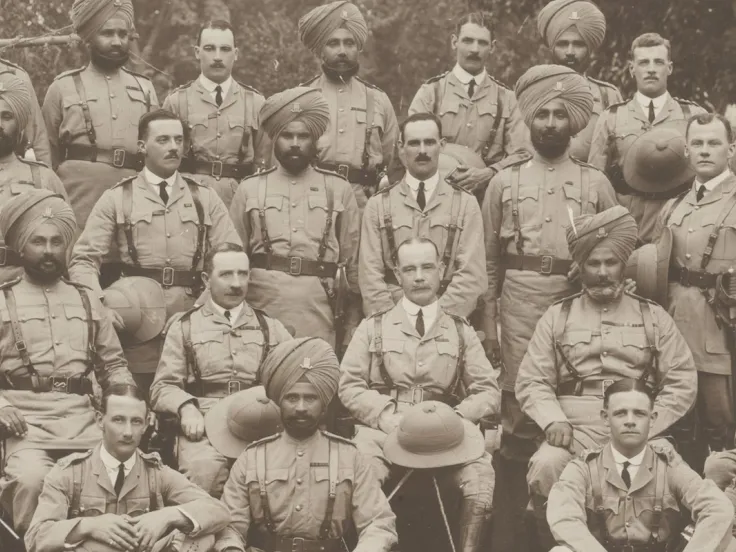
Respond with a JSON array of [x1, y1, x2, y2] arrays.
[[158, 181, 169, 204], [224, 310, 231, 321], [417, 181, 427, 210]]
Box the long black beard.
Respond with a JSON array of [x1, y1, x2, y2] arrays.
[[90, 48, 130, 72], [24, 259, 66, 285], [322, 61, 359, 83], [531, 132, 570, 159], [0, 134, 17, 158]]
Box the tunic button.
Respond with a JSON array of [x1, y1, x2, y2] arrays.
[[45, 289, 51, 293], [548, 189, 554, 194], [292, 227, 297, 232], [418, 362, 423, 367], [548, 167, 554, 171], [51, 314, 56, 319], [545, 217, 551, 222], [339, 108, 344, 112], [166, 209, 171, 214], [296, 478, 303, 485], [291, 180, 297, 185], [292, 203, 297, 208], [166, 233, 171, 238], [217, 111, 221, 116], [338, 89, 344, 93], [112, 115, 118, 120], [339, 129, 345, 134], [217, 133, 222, 138], [603, 308, 608, 313], [297, 451, 304, 457], [466, 123, 472, 127], [110, 93, 115, 98], [166, 258, 171, 263], [296, 505, 303, 511], [688, 228, 693, 233], [625, 522, 630, 527], [685, 253, 692, 260], [106, 76, 111, 80], [55, 341, 61, 346], [602, 351, 608, 356]]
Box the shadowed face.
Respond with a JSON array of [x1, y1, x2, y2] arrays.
[[580, 245, 625, 304], [452, 23, 492, 76], [274, 120, 317, 174], [21, 222, 68, 284], [204, 250, 250, 310], [552, 28, 590, 72], [88, 17, 131, 71], [196, 27, 238, 84], [280, 381, 326, 440], [530, 98, 572, 158], [321, 28, 360, 72], [97, 395, 148, 462], [686, 120, 735, 182], [0, 98, 20, 157], [399, 119, 444, 181], [139, 118, 185, 179]]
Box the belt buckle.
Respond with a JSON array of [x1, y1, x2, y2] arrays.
[[162, 266, 175, 287], [291, 537, 305, 552], [337, 164, 350, 179], [227, 380, 242, 395], [411, 387, 424, 404], [211, 160, 223, 178], [621, 545, 635, 552], [0, 246, 6, 267], [112, 148, 126, 168], [539, 255, 553, 275], [678, 266, 690, 287], [49, 376, 70, 393], [289, 257, 302, 276], [602, 379, 615, 395]]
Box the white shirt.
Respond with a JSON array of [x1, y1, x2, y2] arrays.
[[401, 297, 439, 334], [452, 63, 487, 87], [199, 74, 233, 103], [695, 168, 732, 193], [405, 170, 440, 205], [610, 445, 646, 483], [635, 91, 669, 119], [210, 300, 244, 325], [99, 445, 137, 488], [144, 167, 177, 198]]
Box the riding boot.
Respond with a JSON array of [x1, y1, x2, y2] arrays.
[[456, 498, 490, 552], [530, 492, 556, 552]]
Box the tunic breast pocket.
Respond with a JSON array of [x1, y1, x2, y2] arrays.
[[307, 194, 344, 243], [476, 102, 503, 142], [711, 224, 736, 261], [616, 330, 652, 371], [222, 119, 248, 154], [62, 95, 101, 134], [563, 183, 596, 215], [501, 185, 541, 233], [125, 87, 151, 121], [192, 330, 227, 374], [78, 496, 108, 517], [380, 214, 413, 248], [13, 306, 50, 356], [125, 496, 154, 517], [558, 330, 593, 378], [312, 467, 354, 521], [428, 215, 454, 255], [246, 468, 290, 522], [370, 338, 404, 384], [247, 195, 287, 240], [435, 340, 460, 375], [120, 209, 155, 258], [63, 304, 97, 352], [438, 97, 463, 137], [633, 492, 679, 531]]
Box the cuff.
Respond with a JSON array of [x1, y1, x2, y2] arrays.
[[177, 507, 200, 535]]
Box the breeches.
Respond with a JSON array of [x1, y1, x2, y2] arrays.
[[177, 435, 231, 498]]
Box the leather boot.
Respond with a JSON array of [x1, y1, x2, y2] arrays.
[[456, 498, 490, 552], [530, 492, 556, 552]]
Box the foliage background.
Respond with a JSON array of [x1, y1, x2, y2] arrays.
[[1, 0, 734, 113]]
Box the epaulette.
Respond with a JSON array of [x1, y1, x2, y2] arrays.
[[444, 311, 471, 325], [139, 450, 164, 468], [167, 304, 202, 332], [625, 290, 658, 305], [424, 71, 449, 85], [674, 97, 702, 108], [18, 157, 49, 169], [487, 74, 512, 91], [587, 76, 618, 91], [54, 66, 86, 81], [367, 305, 393, 319], [321, 430, 357, 446], [235, 80, 262, 96], [245, 432, 281, 451], [355, 76, 383, 92], [56, 449, 94, 469], [0, 277, 21, 291], [314, 165, 348, 181], [0, 57, 22, 71], [111, 175, 137, 189], [603, 99, 628, 113], [241, 165, 276, 183], [375, 179, 400, 195], [171, 80, 194, 94], [651, 441, 680, 465], [569, 156, 605, 175], [61, 279, 93, 291], [299, 75, 320, 87], [551, 291, 583, 306], [122, 67, 153, 81], [182, 175, 206, 188], [579, 445, 604, 462]]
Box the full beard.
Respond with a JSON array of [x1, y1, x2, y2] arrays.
[[274, 148, 314, 175], [322, 60, 359, 83], [583, 280, 625, 304], [90, 48, 130, 72], [531, 131, 570, 159], [24, 257, 66, 284], [0, 134, 17, 158]]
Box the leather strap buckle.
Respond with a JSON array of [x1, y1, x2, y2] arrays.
[[621, 545, 635, 552], [49, 376, 70, 393], [112, 148, 126, 168], [291, 537, 305, 552], [227, 380, 242, 395], [289, 257, 302, 276], [0, 246, 6, 267], [15, 339, 27, 353], [540, 255, 554, 275], [211, 161, 223, 178], [162, 267, 175, 287], [677, 266, 690, 286], [337, 164, 350, 179], [602, 379, 615, 394]]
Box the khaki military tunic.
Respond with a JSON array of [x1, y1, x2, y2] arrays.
[[481, 153, 617, 391], [216, 430, 398, 552], [0, 58, 51, 165], [229, 164, 360, 347], [548, 444, 735, 552], [359, 171, 487, 318], [588, 94, 706, 243], [569, 77, 623, 162], [162, 78, 269, 207], [25, 445, 231, 552], [42, 65, 159, 230]]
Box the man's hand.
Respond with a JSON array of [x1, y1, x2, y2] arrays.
[[545, 421, 573, 449], [378, 410, 403, 434], [179, 403, 205, 441], [0, 406, 27, 437], [449, 166, 495, 194], [486, 339, 502, 370], [82, 514, 139, 551], [624, 277, 637, 294], [104, 305, 125, 332], [127, 510, 176, 552], [567, 262, 580, 283]]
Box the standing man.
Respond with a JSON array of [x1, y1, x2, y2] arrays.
[[229, 87, 360, 352], [216, 337, 398, 552], [589, 32, 706, 244], [150, 243, 293, 497], [69, 109, 240, 394], [408, 12, 529, 196], [360, 112, 487, 319], [298, 1, 399, 210], [0, 190, 134, 536], [537, 0, 623, 162], [163, 20, 269, 207], [340, 237, 499, 552], [43, 0, 158, 232], [516, 206, 697, 549]]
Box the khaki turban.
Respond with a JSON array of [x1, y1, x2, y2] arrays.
[[515, 64, 594, 135], [71, 0, 134, 41], [566, 206, 638, 265], [0, 74, 32, 133], [260, 87, 330, 141], [538, 0, 606, 52], [298, 1, 369, 55], [260, 337, 340, 407], [0, 190, 77, 253]]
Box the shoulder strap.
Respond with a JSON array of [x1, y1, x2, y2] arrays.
[[73, 285, 98, 377], [3, 287, 38, 384], [701, 190, 736, 269], [69, 461, 84, 517], [257, 172, 273, 266], [185, 179, 208, 275], [238, 86, 253, 164], [318, 440, 339, 539], [178, 88, 189, 124], [180, 308, 202, 395], [439, 187, 462, 293], [662, 194, 687, 226], [362, 86, 376, 171], [381, 190, 398, 268], [146, 460, 159, 511], [256, 443, 276, 533], [317, 177, 335, 263], [649, 453, 667, 543], [599, 83, 610, 110], [253, 309, 271, 368], [554, 298, 583, 393], [72, 73, 97, 148], [679, 101, 691, 120], [588, 454, 609, 542], [373, 313, 394, 389], [432, 77, 444, 116], [447, 316, 466, 399], [510, 165, 523, 255], [483, 87, 504, 161], [122, 179, 140, 267], [639, 299, 660, 388], [30, 164, 42, 189], [580, 165, 591, 214]]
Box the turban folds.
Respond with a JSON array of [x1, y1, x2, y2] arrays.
[[260, 87, 330, 141], [0, 74, 32, 133], [537, 0, 606, 52], [260, 337, 340, 407], [0, 190, 77, 253], [298, 1, 369, 55], [71, 0, 134, 41], [566, 206, 638, 265], [515, 64, 594, 135]]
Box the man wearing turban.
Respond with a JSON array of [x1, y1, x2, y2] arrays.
[[216, 338, 398, 552], [0, 189, 133, 535], [229, 87, 360, 356], [537, 0, 623, 162], [43, 0, 159, 238], [480, 63, 618, 550], [0, 74, 69, 284], [297, 1, 398, 212], [589, 32, 706, 244], [515, 206, 696, 549]]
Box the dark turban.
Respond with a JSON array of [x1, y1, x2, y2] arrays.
[[260, 337, 340, 407], [515, 64, 594, 135], [298, 1, 368, 55], [537, 0, 606, 52], [0, 190, 77, 253], [71, 0, 134, 41], [260, 87, 330, 141], [0, 74, 32, 133], [566, 206, 638, 265]]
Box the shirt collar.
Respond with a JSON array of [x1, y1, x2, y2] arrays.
[[405, 170, 440, 192], [695, 169, 732, 192], [199, 74, 233, 97], [610, 445, 647, 467], [452, 63, 486, 86], [209, 298, 244, 322], [144, 167, 178, 187], [100, 444, 137, 472], [401, 296, 439, 318], [635, 90, 669, 112]]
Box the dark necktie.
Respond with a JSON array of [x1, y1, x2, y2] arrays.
[[621, 461, 632, 488], [215, 85, 223, 107], [417, 181, 426, 210], [416, 308, 425, 337], [648, 100, 655, 123], [224, 310, 231, 322], [114, 463, 125, 495], [158, 181, 169, 204], [696, 185, 706, 202], [467, 78, 476, 99]]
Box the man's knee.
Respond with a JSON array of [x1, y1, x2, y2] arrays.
[[528, 444, 574, 497], [705, 451, 736, 490], [177, 439, 230, 495], [451, 453, 495, 505], [353, 427, 390, 484]]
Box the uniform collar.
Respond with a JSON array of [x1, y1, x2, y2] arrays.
[[635, 90, 669, 113], [209, 298, 244, 324], [99, 444, 137, 473], [695, 168, 732, 192], [199, 74, 233, 98], [143, 167, 178, 188], [401, 296, 439, 318], [452, 63, 487, 86], [610, 444, 646, 467], [405, 170, 440, 193]]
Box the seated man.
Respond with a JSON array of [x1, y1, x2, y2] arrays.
[[150, 243, 292, 497], [25, 384, 231, 552], [339, 236, 500, 552], [516, 206, 697, 549], [548, 379, 734, 552], [216, 338, 397, 552]]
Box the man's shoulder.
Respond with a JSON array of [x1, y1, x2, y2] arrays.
[[423, 71, 450, 86], [241, 166, 277, 184], [139, 449, 165, 468], [569, 155, 606, 175], [486, 73, 513, 93], [52, 66, 87, 82], [320, 429, 358, 448], [578, 444, 605, 463], [0, 57, 27, 74], [235, 80, 263, 97], [298, 74, 321, 87], [587, 76, 619, 92], [122, 67, 154, 83], [313, 165, 350, 184], [550, 292, 584, 312], [601, 98, 632, 118], [17, 157, 50, 170], [244, 432, 282, 452], [56, 448, 95, 470], [355, 76, 385, 94], [673, 97, 706, 114], [111, 174, 139, 190]]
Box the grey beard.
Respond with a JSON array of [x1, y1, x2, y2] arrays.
[[583, 281, 625, 304]]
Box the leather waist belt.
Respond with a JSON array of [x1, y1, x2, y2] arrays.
[[1, 375, 93, 395], [119, 264, 202, 288], [65, 145, 144, 171], [316, 162, 377, 185], [251, 254, 337, 278], [558, 378, 619, 398], [604, 541, 667, 552], [375, 386, 454, 405], [263, 536, 342, 552], [0, 246, 21, 267], [502, 254, 572, 276], [179, 158, 254, 180], [669, 264, 719, 289], [185, 380, 254, 397]]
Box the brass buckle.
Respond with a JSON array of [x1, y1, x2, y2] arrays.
[[211, 161, 224, 178], [539, 255, 553, 275], [678, 266, 690, 287], [291, 537, 305, 552], [411, 387, 424, 404], [0, 246, 6, 267], [162, 267, 175, 287], [289, 257, 302, 276], [337, 164, 350, 179], [112, 148, 126, 168], [602, 379, 615, 395], [49, 376, 70, 393], [620, 545, 635, 552], [227, 380, 242, 395]]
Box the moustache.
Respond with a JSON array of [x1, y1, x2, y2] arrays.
[[211, 62, 226, 68], [165, 152, 180, 159], [466, 54, 481, 60], [415, 154, 431, 162]]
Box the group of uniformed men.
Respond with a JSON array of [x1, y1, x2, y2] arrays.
[[2, 0, 736, 551]]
